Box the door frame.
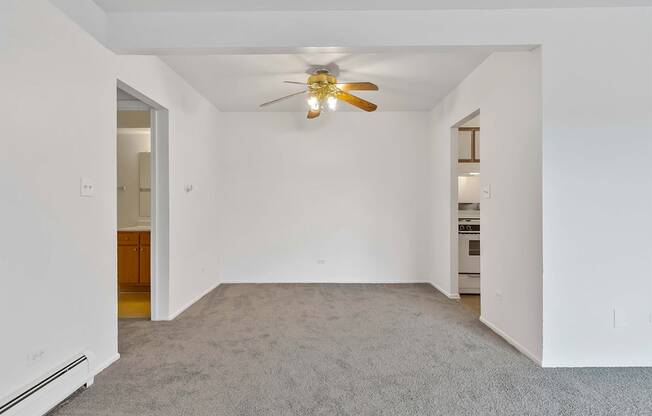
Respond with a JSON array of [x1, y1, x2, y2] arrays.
[[117, 80, 170, 321], [450, 109, 481, 298]]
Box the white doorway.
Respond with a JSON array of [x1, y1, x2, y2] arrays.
[[451, 110, 481, 316], [116, 81, 170, 321]]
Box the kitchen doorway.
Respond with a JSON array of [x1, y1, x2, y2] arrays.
[[116, 81, 170, 322], [451, 110, 481, 317]]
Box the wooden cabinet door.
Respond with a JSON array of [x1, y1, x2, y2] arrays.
[[139, 244, 150, 285], [118, 244, 140, 284], [458, 130, 473, 162]]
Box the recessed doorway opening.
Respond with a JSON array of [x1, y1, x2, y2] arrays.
[[451, 110, 481, 317], [116, 102, 151, 318], [116, 81, 170, 323]]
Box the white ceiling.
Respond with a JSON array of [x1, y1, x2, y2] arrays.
[[161, 50, 496, 112], [94, 0, 652, 12]]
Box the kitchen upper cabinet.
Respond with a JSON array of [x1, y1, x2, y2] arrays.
[[458, 127, 480, 163], [458, 130, 473, 161], [117, 231, 150, 286]]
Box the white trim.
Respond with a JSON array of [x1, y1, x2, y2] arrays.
[[91, 353, 120, 380], [429, 281, 461, 299], [450, 126, 460, 297], [479, 316, 542, 366], [149, 107, 170, 321], [167, 283, 221, 320]]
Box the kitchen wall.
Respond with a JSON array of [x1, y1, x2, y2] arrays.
[[0, 0, 223, 402], [117, 111, 150, 129], [218, 112, 432, 283], [430, 50, 543, 363], [116, 127, 150, 228], [458, 176, 480, 204]]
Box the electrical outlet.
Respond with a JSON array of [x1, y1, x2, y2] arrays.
[[495, 290, 503, 302], [27, 349, 45, 362], [80, 178, 95, 197]]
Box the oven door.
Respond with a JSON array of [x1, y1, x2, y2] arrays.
[[459, 232, 480, 274]]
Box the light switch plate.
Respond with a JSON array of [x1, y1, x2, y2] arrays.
[[481, 184, 491, 199], [80, 178, 95, 197]]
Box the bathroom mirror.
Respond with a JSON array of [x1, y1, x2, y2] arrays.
[[139, 152, 151, 217]]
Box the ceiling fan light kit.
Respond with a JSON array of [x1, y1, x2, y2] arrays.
[[259, 69, 379, 119]]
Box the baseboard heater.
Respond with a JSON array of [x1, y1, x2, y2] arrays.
[[0, 355, 91, 416]]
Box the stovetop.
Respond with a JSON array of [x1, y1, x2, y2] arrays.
[[458, 216, 480, 232]]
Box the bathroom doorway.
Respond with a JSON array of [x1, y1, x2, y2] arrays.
[[116, 81, 170, 322], [116, 93, 151, 318]]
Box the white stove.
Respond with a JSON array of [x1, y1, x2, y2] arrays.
[[458, 217, 480, 294]]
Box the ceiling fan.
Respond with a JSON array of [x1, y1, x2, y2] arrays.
[[259, 69, 378, 119]]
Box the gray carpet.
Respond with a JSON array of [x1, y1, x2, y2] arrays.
[[51, 284, 652, 415]]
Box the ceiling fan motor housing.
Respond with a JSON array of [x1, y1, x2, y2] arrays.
[[307, 71, 337, 86], [307, 71, 338, 102]]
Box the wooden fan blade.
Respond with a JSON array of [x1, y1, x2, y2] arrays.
[[284, 81, 307, 85], [307, 108, 321, 119], [336, 91, 378, 112], [336, 82, 378, 91], [259, 90, 306, 107]]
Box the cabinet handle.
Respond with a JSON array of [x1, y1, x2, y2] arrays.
[[140, 248, 144, 252], [133, 248, 138, 252]]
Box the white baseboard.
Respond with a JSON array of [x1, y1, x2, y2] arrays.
[[167, 282, 221, 320], [479, 316, 542, 366], [428, 282, 461, 299], [91, 353, 120, 384]]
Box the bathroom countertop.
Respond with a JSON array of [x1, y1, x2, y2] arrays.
[[118, 226, 151, 232]]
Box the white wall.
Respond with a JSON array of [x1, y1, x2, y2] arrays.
[[0, 0, 223, 403], [0, 0, 118, 401], [430, 50, 544, 363], [218, 112, 432, 283], [117, 129, 150, 228], [116, 55, 224, 317], [536, 13, 652, 368], [0, 5, 649, 401], [89, 5, 652, 367]]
